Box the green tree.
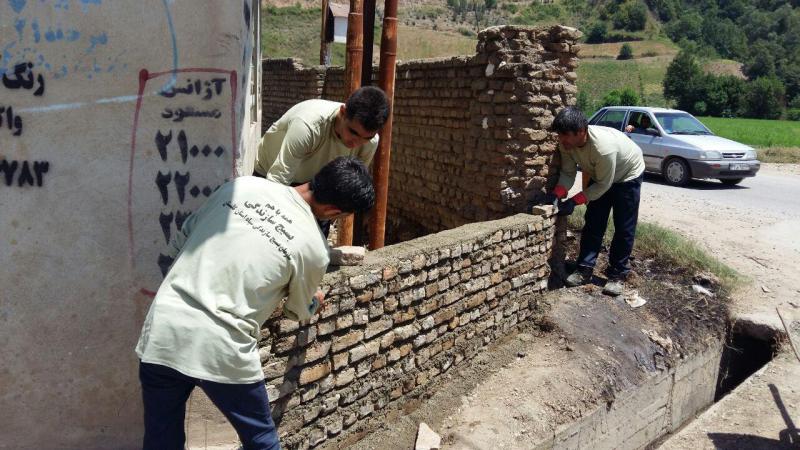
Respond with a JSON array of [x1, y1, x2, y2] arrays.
[[744, 41, 777, 80], [663, 51, 703, 106], [617, 43, 634, 60], [742, 77, 785, 119], [665, 12, 703, 42], [585, 21, 608, 44], [624, 2, 648, 31], [646, 0, 679, 21]]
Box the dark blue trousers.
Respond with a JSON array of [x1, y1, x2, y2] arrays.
[[577, 174, 643, 279], [139, 362, 280, 450]]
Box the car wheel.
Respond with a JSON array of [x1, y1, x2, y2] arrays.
[[720, 178, 744, 186], [663, 158, 691, 186]]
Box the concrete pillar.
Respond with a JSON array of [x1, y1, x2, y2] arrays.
[[0, 1, 261, 448]]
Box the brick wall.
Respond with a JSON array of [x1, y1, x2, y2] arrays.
[[257, 210, 555, 449], [261, 25, 581, 241]]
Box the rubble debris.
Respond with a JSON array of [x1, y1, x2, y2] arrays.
[[623, 290, 647, 308], [415, 422, 441, 450], [691, 284, 714, 297], [642, 329, 674, 355]]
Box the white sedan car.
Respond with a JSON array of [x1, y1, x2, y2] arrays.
[[588, 106, 760, 186]]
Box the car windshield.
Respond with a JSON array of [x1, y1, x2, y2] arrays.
[[653, 112, 713, 135]]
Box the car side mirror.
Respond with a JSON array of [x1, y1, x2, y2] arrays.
[[646, 128, 660, 136]]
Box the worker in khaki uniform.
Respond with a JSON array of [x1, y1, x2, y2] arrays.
[[254, 86, 389, 185], [546, 107, 646, 296], [136, 157, 375, 450]]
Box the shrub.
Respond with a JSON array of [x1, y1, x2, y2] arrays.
[[742, 76, 785, 120], [585, 21, 608, 44], [602, 87, 639, 107], [617, 43, 634, 60]]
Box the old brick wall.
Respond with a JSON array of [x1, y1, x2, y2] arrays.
[[261, 25, 581, 241], [258, 210, 555, 449], [261, 58, 327, 131]]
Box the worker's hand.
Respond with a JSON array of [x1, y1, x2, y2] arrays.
[[314, 290, 326, 313], [543, 192, 559, 205], [556, 198, 576, 216], [625, 125, 634, 133]]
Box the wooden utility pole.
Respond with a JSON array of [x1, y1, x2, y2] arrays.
[[336, 0, 364, 246], [367, 0, 398, 249]]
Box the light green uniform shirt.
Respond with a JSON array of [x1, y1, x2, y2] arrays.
[[557, 125, 645, 201], [255, 99, 378, 184], [135, 177, 329, 384]]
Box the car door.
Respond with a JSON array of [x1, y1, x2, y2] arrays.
[[624, 111, 663, 171]]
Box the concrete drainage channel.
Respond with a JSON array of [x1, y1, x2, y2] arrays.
[[342, 289, 787, 450], [529, 319, 782, 449], [525, 301, 780, 450]]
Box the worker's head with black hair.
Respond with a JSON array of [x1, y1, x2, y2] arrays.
[[335, 86, 390, 149], [308, 156, 375, 220], [552, 107, 589, 150]]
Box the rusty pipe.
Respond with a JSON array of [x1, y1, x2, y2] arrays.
[[337, 0, 365, 246], [367, 0, 398, 249]]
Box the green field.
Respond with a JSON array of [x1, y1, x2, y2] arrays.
[[699, 116, 800, 163], [576, 56, 671, 111]]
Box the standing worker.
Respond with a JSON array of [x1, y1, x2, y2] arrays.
[[136, 157, 375, 450], [254, 86, 390, 185], [546, 107, 645, 296]]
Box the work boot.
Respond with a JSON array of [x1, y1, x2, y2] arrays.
[[565, 268, 592, 287], [602, 279, 624, 296]]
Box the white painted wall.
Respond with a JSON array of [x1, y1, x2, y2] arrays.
[[0, 1, 260, 448], [334, 16, 347, 43]]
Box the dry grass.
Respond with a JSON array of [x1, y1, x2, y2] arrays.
[[578, 40, 678, 59], [757, 147, 800, 164], [568, 206, 742, 294], [396, 25, 476, 61]]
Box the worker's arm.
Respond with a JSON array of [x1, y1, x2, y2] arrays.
[[265, 119, 317, 185], [555, 148, 578, 197], [283, 251, 329, 322]]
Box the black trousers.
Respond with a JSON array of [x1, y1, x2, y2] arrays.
[[577, 174, 643, 279]]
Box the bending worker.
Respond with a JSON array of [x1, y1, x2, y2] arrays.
[[254, 86, 390, 185], [136, 157, 376, 450], [546, 107, 645, 296]]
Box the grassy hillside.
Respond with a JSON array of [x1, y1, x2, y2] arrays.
[[262, 5, 475, 64]]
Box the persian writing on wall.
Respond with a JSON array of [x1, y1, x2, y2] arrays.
[[1, 61, 50, 188], [129, 68, 238, 294]]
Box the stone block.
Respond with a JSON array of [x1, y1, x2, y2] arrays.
[[329, 246, 366, 266], [299, 361, 332, 385], [332, 329, 364, 353]]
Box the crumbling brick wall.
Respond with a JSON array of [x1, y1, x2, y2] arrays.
[[261, 25, 581, 241], [258, 211, 555, 449]]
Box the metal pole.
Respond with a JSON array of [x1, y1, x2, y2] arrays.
[[361, 0, 376, 87], [367, 0, 398, 249], [337, 0, 364, 247]]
